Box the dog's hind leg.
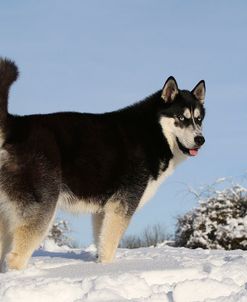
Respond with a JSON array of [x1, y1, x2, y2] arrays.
[[7, 206, 56, 270], [98, 203, 131, 263], [92, 212, 105, 251]]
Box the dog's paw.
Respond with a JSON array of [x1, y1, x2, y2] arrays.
[[97, 254, 114, 264], [6, 252, 27, 270]]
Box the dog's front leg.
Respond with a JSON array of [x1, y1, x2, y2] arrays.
[[92, 212, 105, 252], [98, 205, 130, 263]]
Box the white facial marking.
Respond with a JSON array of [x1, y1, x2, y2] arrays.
[[194, 108, 200, 119], [183, 108, 191, 119], [159, 116, 201, 150]]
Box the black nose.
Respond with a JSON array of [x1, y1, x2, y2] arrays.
[[194, 135, 205, 146]]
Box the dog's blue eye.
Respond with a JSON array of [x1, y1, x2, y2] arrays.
[[177, 115, 184, 121]]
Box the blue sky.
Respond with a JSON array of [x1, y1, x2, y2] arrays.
[[1, 1, 247, 246]]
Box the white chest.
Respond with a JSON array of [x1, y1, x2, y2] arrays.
[[137, 155, 184, 210]]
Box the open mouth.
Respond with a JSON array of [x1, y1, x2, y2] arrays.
[[176, 138, 199, 157]]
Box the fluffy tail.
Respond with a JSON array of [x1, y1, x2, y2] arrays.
[[0, 58, 18, 126]]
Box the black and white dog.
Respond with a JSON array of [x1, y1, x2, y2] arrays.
[[0, 58, 205, 271]]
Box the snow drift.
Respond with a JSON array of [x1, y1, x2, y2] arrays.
[[1, 241, 247, 302]]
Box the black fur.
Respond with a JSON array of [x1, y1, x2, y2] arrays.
[[0, 60, 204, 217], [162, 90, 205, 122], [0, 59, 18, 134], [3, 95, 174, 215]]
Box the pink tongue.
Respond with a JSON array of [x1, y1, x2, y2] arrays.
[[189, 149, 198, 156]]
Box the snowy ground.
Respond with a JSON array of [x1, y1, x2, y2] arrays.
[[1, 242, 247, 302]]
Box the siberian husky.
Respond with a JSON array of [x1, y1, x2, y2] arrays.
[[0, 58, 205, 271]]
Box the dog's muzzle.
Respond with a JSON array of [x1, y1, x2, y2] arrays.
[[176, 136, 205, 157]]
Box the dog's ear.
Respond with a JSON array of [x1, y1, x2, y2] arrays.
[[191, 80, 206, 104], [161, 76, 179, 103]]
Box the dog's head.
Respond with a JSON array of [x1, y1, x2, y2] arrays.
[[159, 76, 206, 157]]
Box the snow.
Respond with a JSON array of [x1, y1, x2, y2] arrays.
[[1, 242, 247, 302]]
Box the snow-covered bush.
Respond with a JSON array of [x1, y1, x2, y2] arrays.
[[47, 220, 76, 248], [120, 224, 172, 248], [175, 185, 247, 250]]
